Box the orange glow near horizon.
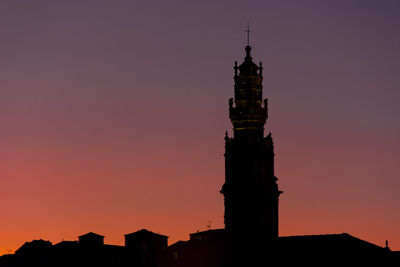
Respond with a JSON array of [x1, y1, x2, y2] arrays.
[[1, 1, 399, 256]]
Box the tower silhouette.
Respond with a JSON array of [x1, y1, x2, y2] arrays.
[[221, 45, 282, 240]]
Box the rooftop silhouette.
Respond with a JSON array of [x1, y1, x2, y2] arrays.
[[0, 44, 398, 267]]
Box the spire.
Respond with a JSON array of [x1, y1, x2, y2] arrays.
[[245, 22, 252, 60], [246, 21, 251, 46]]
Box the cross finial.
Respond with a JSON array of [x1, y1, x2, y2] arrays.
[[246, 21, 250, 46]]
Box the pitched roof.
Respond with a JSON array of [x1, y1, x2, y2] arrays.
[[78, 232, 104, 238], [15, 239, 53, 255], [125, 229, 168, 238], [189, 229, 226, 240], [278, 233, 385, 251]]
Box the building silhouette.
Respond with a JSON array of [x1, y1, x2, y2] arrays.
[[0, 44, 399, 267], [221, 44, 282, 240]]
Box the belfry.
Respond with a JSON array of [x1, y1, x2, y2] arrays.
[[221, 45, 282, 239]]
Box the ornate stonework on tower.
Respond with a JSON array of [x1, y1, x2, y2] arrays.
[[221, 45, 282, 240]]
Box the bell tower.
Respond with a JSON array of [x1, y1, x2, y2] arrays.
[[221, 45, 282, 240]]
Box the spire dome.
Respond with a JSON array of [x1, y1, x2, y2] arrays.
[[245, 45, 251, 56], [239, 45, 258, 76]]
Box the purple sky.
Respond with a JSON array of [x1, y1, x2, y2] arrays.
[[1, 0, 399, 253]]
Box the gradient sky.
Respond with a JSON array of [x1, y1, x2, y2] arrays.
[[1, 0, 399, 255]]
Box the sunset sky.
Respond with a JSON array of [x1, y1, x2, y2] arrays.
[[1, 0, 399, 254]]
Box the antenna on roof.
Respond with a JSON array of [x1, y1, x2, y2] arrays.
[[207, 220, 212, 230]]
